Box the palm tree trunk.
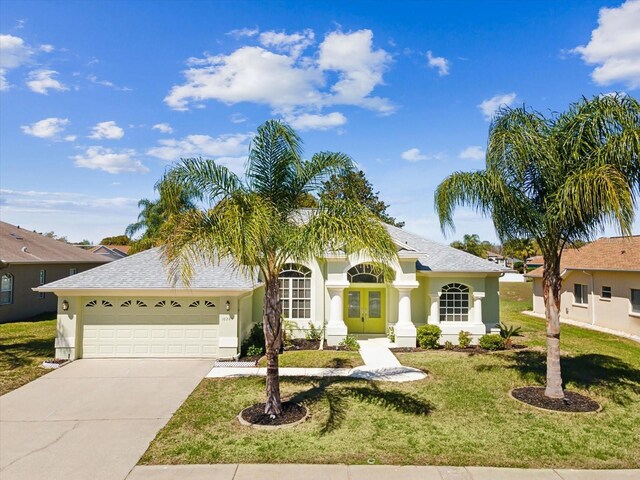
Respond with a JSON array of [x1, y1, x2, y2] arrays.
[[263, 277, 283, 417], [542, 257, 564, 399]]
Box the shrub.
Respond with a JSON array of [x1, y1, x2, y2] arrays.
[[417, 324, 441, 349], [458, 330, 472, 348], [339, 335, 360, 351], [305, 322, 323, 341], [387, 326, 395, 343], [246, 345, 263, 357], [513, 261, 524, 274], [444, 340, 454, 350], [499, 322, 522, 347], [479, 334, 506, 351], [241, 323, 265, 356], [283, 319, 297, 348]]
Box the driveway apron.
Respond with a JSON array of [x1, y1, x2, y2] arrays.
[[0, 358, 213, 480]]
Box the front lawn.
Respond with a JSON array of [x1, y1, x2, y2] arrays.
[[0, 314, 57, 396], [141, 282, 640, 468], [257, 349, 363, 368]]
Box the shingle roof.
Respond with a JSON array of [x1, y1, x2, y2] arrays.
[[384, 224, 507, 273], [0, 221, 110, 264], [38, 247, 260, 291], [525, 236, 640, 278]]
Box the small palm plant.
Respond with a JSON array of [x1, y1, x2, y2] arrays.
[[160, 119, 398, 417], [498, 322, 522, 348]]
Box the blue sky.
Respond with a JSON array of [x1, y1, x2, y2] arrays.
[[1, 0, 639, 243]]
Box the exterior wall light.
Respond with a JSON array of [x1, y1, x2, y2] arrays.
[[62, 300, 69, 311], [225, 300, 231, 311]]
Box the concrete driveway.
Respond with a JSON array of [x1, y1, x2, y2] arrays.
[[0, 359, 214, 480]]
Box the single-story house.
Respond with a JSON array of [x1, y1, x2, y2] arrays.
[[526, 236, 640, 336], [36, 224, 508, 360], [0, 221, 110, 323], [88, 244, 130, 260]]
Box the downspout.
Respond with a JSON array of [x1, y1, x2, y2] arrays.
[[582, 270, 596, 325]]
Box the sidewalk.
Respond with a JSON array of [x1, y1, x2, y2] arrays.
[[127, 464, 639, 479]]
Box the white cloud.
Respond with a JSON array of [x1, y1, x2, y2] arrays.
[[286, 112, 347, 130], [259, 29, 314, 59], [0, 34, 33, 90], [572, 0, 640, 89], [459, 145, 485, 161], [39, 44, 54, 53], [147, 132, 253, 173], [401, 148, 429, 162], [227, 27, 259, 38], [21, 117, 70, 139], [230, 113, 247, 124], [152, 123, 173, 134], [478, 92, 517, 120], [89, 121, 124, 140], [165, 28, 393, 118], [72, 146, 148, 174], [64, 135, 77, 142], [87, 74, 132, 91], [26, 69, 68, 94], [426, 50, 450, 76]]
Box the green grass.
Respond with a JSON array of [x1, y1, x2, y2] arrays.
[[0, 314, 57, 396], [257, 349, 363, 368], [141, 282, 640, 468]]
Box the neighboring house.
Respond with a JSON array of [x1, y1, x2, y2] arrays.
[[486, 251, 507, 267], [89, 245, 130, 261], [37, 224, 507, 360], [526, 236, 640, 336], [0, 222, 110, 323], [526, 255, 544, 270]]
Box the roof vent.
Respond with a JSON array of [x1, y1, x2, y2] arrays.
[[21, 246, 28, 253], [10, 233, 24, 240]]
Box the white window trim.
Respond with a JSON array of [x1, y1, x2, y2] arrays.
[[279, 264, 312, 322], [0, 273, 14, 305]]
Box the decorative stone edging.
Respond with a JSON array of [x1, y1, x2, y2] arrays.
[[508, 387, 603, 414], [237, 404, 309, 430], [42, 359, 71, 369]]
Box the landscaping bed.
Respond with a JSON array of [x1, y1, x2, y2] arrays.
[[390, 344, 525, 354], [510, 386, 601, 413]]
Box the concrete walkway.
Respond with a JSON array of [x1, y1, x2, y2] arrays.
[[207, 338, 426, 382], [127, 464, 640, 479], [0, 359, 214, 480]]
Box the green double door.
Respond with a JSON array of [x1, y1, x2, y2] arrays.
[[344, 288, 386, 334]]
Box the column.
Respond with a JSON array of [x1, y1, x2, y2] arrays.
[[55, 296, 81, 360], [428, 293, 440, 325], [218, 296, 239, 358], [326, 286, 348, 346], [473, 292, 485, 325], [394, 286, 418, 347]]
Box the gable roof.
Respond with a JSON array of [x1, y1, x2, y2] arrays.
[[526, 236, 640, 278], [384, 224, 507, 273], [37, 247, 259, 291], [0, 221, 110, 265]]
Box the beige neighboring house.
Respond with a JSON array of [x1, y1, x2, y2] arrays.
[[526, 236, 640, 336], [0, 221, 110, 323], [89, 244, 130, 261]]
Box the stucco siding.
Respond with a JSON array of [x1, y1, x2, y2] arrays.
[[0, 263, 101, 323], [532, 279, 545, 314]]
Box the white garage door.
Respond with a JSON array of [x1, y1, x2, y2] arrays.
[[82, 297, 219, 358]]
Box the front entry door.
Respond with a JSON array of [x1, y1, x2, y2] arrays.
[[345, 288, 385, 334]]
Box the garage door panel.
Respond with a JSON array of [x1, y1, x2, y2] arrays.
[[82, 297, 220, 358]]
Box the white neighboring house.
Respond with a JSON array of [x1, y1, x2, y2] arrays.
[[526, 236, 640, 337], [36, 224, 508, 360]]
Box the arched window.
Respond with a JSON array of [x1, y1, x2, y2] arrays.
[[279, 263, 311, 320], [1, 274, 13, 305], [439, 283, 470, 322], [347, 264, 384, 283]]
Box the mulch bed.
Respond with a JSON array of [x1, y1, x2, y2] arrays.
[[239, 401, 307, 426], [511, 386, 601, 413]]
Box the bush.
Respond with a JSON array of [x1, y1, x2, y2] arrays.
[[458, 330, 472, 348], [246, 345, 263, 356], [417, 324, 441, 349], [479, 334, 506, 351], [513, 261, 524, 274], [283, 319, 297, 348], [499, 322, 522, 347], [339, 335, 360, 351], [305, 322, 323, 341], [387, 326, 395, 343], [241, 323, 265, 356], [444, 340, 454, 350]]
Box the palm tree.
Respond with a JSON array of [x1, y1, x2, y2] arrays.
[[435, 94, 640, 399], [450, 233, 490, 258], [161, 120, 398, 416]]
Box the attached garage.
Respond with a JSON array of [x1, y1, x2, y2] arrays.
[[81, 297, 220, 358]]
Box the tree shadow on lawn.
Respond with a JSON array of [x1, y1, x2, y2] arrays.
[[476, 350, 640, 405], [286, 376, 434, 435], [0, 338, 54, 369]]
